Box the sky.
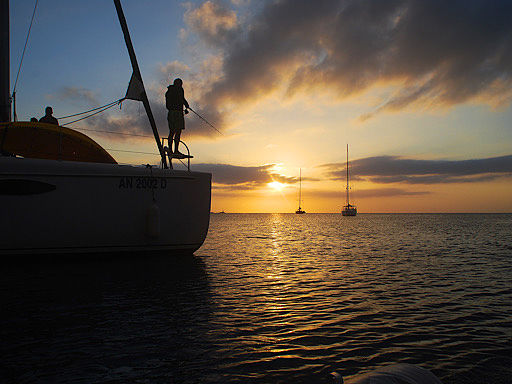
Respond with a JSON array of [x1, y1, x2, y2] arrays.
[[9, 0, 512, 212]]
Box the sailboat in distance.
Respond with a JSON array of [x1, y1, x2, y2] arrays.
[[342, 144, 357, 216], [295, 168, 306, 214]]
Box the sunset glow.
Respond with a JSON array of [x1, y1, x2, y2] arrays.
[[10, 0, 512, 213], [268, 181, 286, 192]]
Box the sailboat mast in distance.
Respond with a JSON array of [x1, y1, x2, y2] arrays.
[[296, 168, 306, 214], [342, 144, 357, 216], [346, 144, 349, 206], [299, 168, 302, 206]]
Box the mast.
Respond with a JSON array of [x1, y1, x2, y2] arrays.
[[0, 0, 10, 122], [299, 168, 302, 209], [113, 0, 167, 168], [346, 144, 349, 206]]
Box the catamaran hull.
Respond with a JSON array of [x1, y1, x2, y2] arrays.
[[0, 157, 211, 255]]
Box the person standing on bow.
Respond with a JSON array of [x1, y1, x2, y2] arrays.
[[165, 78, 189, 155]]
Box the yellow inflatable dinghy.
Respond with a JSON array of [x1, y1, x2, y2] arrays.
[[0, 122, 116, 164]]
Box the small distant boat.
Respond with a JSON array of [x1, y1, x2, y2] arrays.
[[342, 144, 357, 216], [295, 168, 306, 214]]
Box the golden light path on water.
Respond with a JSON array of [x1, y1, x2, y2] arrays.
[[2, 214, 511, 383]]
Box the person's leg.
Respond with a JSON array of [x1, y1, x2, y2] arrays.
[[174, 129, 182, 154], [167, 135, 173, 156], [167, 113, 174, 153], [174, 113, 185, 154]]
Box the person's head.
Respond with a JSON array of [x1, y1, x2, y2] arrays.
[[30, 117, 38, 122], [45, 106, 53, 116], [173, 78, 183, 87]]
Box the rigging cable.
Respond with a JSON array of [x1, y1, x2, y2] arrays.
[[12, 0, 39, 121], [188, 107, 223, 135], [60, 100, 123, 126], [58, 103, 193, 165], [67, 126, 153, 138], [104, 148, 159, 155], [8, 1, 189, 164], [57, 98, 124, 120]]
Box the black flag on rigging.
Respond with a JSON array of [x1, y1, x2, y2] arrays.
[[125, 72, 144, 101]]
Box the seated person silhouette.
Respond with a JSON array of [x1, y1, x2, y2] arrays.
[[39, 106, 59, 125], [30, 117, 38, 122]]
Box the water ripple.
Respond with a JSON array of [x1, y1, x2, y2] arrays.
[[2, 214, 511, 383]]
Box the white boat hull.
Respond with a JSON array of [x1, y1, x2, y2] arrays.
[[0, 157, 211, 254], [342, 207, 357, 216]]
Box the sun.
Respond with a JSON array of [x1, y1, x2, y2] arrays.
[[268, 181, 285, 191]]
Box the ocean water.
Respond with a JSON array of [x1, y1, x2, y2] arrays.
[[1, 214, 511, 383]]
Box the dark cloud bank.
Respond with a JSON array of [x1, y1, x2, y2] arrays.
[[192, 0, 512, 122], [189, 163, 317, 190], [312, 188, 429, 199], [66, 0, 512, 137], [79, 93, 219, 141], [322, 154, 512, 184], [181, 154, 512, 193]]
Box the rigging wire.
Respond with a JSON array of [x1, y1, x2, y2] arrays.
[[73, 130, 191, 167], [13, 0, 38, 94], [60, 102, 121, 126], [104, 149, 190, 168], [188, 107, 223, 135], [68, 126, 153, 138], [105, 148, 159, 155], [55, 102, 193, 166], [7, 1, 191, 166], [12, 0, 39, 121], [57, 99, 124, 120]]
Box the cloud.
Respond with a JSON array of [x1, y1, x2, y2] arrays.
[[354, 188, 429, 198], [194, 163, 275, 186], [312, 188, 429, 198], [54, 86, 99, 106], [181, 155, 511, 194], [188, 163, 319, 190], [64, 55, 228, 140], [67, 82, 224, 141], [157, 61, 191, 82], [72, 99, 165, 141], [156, 58, 227, 137], [321, 154, 512, 184], [196, 161, 430, 197], [182, 0, 512, 123], [368, 174, 505, 184], [58, 0, 512, 139], [184, 0, 241, 47]]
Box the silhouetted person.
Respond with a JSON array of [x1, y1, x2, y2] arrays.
[[165, 78, 189, 155], [39, 106, 58, 125], [30, 117, 38, 122]]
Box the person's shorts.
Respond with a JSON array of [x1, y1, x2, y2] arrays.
[[167, 110, 185, 132]]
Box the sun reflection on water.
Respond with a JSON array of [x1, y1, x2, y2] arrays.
[[197, 214, 512, 383]]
